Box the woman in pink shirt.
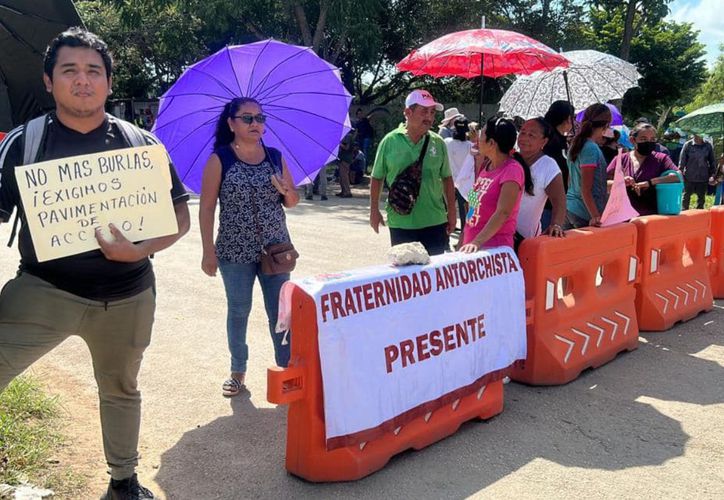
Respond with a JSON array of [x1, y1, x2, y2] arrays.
[[460, 117, 533, 252]]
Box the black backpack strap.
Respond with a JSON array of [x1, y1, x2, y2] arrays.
[[7, 210, 20, 247], [6, 114, 50, 247], [111, 114, 149, 148]]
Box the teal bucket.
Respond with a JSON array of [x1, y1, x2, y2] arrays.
[[655, 169, 684, 215]]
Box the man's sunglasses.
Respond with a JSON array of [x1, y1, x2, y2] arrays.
[[232, 114, 267, 125]]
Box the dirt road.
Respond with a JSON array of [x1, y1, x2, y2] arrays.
[[1, 190, 722, 499]]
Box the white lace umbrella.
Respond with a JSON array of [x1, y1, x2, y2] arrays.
[[499, 49, 641, 119]]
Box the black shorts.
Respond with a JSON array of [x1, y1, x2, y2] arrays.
[[389, 222, 449, 255]]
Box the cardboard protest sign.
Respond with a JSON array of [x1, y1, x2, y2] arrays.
[[601, 151, 639, 227], [16, 144, 178, 262]]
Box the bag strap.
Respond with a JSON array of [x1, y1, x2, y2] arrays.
[[395, 133, 430, 181], [262, 143, 283, 175], [243, 147, 279, 254], [410, 133, 430, 167], [22, 114, 51, 165], [247, 176, 265, 253], [8, 114, 51, 247], [417, 134, 431, 165], [111, 114, 148, 148]]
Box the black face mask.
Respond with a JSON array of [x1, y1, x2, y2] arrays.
[[636, 141, 656, 156]]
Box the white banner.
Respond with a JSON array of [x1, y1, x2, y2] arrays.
[[280, 248, 526, 449]]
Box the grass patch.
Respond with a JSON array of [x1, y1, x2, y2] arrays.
[[0, 375, 85, 496], [704, 193, 719, 210]]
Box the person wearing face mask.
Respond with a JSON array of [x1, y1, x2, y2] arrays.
[[600, 128, 620, 165], [606, 122, 680, 216]]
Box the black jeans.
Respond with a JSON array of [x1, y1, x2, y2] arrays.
[[683, 180, 707, 209], [389, 222, 450, 255]]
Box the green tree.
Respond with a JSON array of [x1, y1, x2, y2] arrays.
[[585, 5, 706, 125], [687, 44, 724, 111], [76, 0, 205, 98], [588, 0, 671, 61]]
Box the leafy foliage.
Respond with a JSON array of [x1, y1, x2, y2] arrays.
[[77, 0, 205, 98], [687, 44, 724, 111], [584, 1, 706, 123], [75, 0, 708, 120]]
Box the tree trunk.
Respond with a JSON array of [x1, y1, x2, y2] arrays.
[[656, 105, 672, 132], [620, 0, 638, 61], [289, 1, 313, 47], [541, 0, 551, 24], [311, 0, 329, 53]]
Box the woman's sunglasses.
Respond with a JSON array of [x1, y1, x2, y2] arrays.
[[232, 113, 267, 125]]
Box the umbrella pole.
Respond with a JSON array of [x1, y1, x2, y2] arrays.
[[479, 15, 485, 123], [563, 70, 572, 108], [479, 57, 484, 123]]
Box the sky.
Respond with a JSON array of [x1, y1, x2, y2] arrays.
[[668, 0, 723, 67]]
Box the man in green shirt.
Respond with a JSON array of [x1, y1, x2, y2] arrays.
[[369, 90, 456, 255]]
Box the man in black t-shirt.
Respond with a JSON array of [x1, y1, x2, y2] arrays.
[[0, 29, 189, 500]]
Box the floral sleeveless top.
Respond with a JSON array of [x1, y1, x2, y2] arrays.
[[215, 145, 290, 263]]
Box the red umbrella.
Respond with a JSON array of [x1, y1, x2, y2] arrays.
[[397, 28, 569, 119]]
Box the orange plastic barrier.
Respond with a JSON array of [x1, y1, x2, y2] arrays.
[[511, 224, 640, 385], [267, 285, 504, 482], [632, 210, 714, 331], [709, 206, 724, 298]]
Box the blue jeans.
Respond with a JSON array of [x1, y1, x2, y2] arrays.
[[715, 182, 723, 205], [218, 261, 290, 373]]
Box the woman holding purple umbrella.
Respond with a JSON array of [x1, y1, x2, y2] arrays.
[[199, 97, 299, 397]]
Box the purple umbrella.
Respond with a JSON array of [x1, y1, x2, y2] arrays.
[[153, 40, 353, 192], [575, 102, 624, 126]]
